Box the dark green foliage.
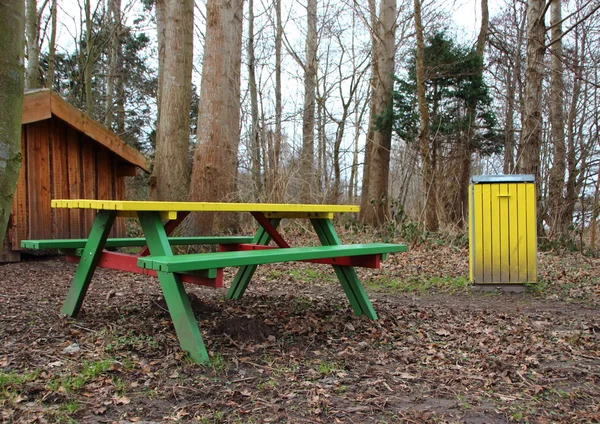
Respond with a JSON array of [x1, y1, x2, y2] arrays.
[[388, 32, 502, 156], [41, 11, 157, 154]]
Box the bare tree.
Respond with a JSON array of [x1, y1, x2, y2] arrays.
[[46, 0, 57, 88], [547, 0, 566, 238], [84, 0, 94, 113], [105, 0, 122, 130], [149, 0, 194, 201], [518, 0, 546, 184], [361, 0, 396, 226], [189, 0, 244, 233], [248, 0, 262, 199], [300, 0, 318, 202], [359, 0, 377, 218], [26, 0, 42, 88], [263, 0, 284, 202], [272, 0, 283, 201], [414, 0, 437, 231]]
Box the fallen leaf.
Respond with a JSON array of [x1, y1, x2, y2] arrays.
[[114, 396, 131, 405], [93, 406, 107, 415]]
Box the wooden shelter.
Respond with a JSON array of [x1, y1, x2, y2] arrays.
[[2, 89, 150, 261]]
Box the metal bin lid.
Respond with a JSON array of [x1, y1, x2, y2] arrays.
[[471, 174, 535, 184]]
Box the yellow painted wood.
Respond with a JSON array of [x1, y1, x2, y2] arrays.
[[469, 180, 537, 285], [526, 183, 537, 282], [263, 212, 334, 219], [499, 185, 510, 284], [517, 184, 528, 282], [481, 184, 492, 283], [508, 184, 520, 282], [471, 185, 484, 283], [474, 186, 484, 283], [116, 210, 178, 220], [51, 199, 359, 214], [469, 185, 474, 281], [490, 184, 501, 283]]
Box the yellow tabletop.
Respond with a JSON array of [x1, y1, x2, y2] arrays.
[[51, 199, 360, 219]]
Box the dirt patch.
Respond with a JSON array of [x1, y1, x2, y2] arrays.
[[212, 316, 277, 343], [0, 246, 599, 423]]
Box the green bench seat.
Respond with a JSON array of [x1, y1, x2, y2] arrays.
[[138, 243, 407, 273], [21, 236, 254, 250]]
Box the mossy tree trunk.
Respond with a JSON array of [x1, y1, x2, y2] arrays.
[[0, 0, 25, 250]]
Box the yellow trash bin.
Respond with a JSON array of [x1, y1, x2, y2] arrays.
[[469, 175, 537, 290]]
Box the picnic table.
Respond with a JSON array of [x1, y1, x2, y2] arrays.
[[22, 200, 406, 363]]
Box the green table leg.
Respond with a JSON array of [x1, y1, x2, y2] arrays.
[[138, 212, 209, 364], [311, 218, 378, 320], [226, 218, 280, 300], [62, 210, 117, 317]]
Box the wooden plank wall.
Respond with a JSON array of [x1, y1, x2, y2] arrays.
[[66, 124, 83, 237], [113, 161, 126, 237], [51, 119, 70, 238], [12, 118, 130, 249], [27, 120, 52, 238], [81, 138, 97, 232]]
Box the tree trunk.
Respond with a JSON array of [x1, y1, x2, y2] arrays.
[[590, 149, 600, 250], [273, 0, 283, 202], [189, 0, 244, 234], [561, 49, 583, 233], [25, 0, 40, 89], [414, 0, 437, 231], [149, 0, 194, 202], [361, 0, 396, 226], [248, 0, 262, 199], [450, 0, 488, 228], [46, 0, 57, 89], [359, 0, 377, 218], [547, 0, 566, 238], [300, 0, 317, 203], [0, 0, 25, 249], [350, 94, 368, 203], [265, 0, 283, 202], [105, 0, 122, 130], [518, 0, 546, 182], [84, 0, 93, 115], [503, 6, 526, 174], [463, 0, 488, 223], [154, 0, 165, 153]]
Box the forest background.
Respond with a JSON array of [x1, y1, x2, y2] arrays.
[[2, 0, 600, 250]]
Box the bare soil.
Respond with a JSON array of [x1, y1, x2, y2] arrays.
[[0, 242, 599, 423]]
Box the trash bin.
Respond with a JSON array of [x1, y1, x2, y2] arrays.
[[468, 175, 537, 290]]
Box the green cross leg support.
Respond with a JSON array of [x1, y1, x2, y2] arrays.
[[226, 218, 280, 300], [62, 210, 117, 317], [137, 212, 209, 364], [311, 218, 378, 320]]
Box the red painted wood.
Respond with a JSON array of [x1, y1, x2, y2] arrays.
[[66, 250, 223, 288], [250, 212, 290, 248], [219, 244, 381, 268]]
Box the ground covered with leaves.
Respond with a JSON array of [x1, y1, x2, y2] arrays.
[[0, 233, 599, 423]]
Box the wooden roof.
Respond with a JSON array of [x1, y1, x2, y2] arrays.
[[22, 89, 150, 172]]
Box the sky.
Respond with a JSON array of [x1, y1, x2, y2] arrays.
[[452, 0, 502, 40]]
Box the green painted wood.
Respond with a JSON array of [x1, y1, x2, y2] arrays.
[[21, 236, 254, 249], [137, 212, 209, 364], [138, 243, 406, 273], [311, 219, 379, 320], [226, 219, 279, 300], [61, 210, 117, 317]]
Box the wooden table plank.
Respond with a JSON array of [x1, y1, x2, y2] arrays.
[[51, 199, 359, 214]]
